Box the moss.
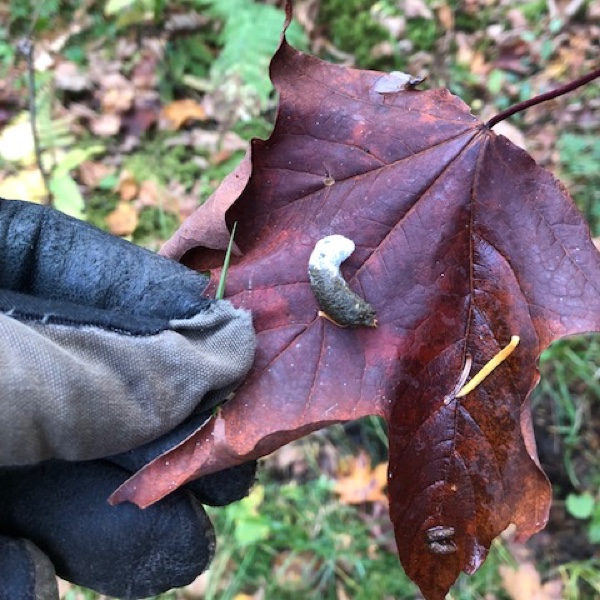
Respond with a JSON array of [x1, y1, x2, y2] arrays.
[[84, 191, 117, 232], [318, 0, 392, 68], [133, 206, 180, 245], [125, 135, 204, 191], [405, 17, 439, 53]]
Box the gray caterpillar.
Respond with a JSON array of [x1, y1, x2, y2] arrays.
[[308, 235, 377, 328]]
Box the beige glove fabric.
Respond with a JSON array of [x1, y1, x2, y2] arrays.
[[0, 301, 255, 465]]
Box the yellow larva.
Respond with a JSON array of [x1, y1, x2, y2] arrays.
[[456, 335, 520, 398]]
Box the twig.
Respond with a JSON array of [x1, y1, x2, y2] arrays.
[[17, 37, 53, 206], [485, 67, 600, 129]]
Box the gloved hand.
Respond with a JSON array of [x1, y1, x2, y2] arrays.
[[0, 199, 257, 599]]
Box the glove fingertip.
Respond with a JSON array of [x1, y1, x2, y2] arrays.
[[184, 461, 258, 507]]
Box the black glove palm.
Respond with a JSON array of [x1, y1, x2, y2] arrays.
[[0, 199, 256, 599]]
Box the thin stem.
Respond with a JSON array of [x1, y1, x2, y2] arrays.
[[485, 67, 600, 129], [17, 38, 53, 206], [215, 221, 238, 300]]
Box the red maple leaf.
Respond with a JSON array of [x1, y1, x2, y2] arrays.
[[110, 7, 600, 598]]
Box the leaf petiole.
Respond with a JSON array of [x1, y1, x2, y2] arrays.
[[485, 67, 600, 129], [215, 221, 237, 300], [456, 335, 520, 398]]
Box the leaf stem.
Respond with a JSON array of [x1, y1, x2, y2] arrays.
[[17, 37, 53, 206], [485, 67, 600, 129], [215, 221, 237, 300]]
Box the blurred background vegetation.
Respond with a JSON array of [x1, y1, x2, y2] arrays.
[[0, 0, 598, 598]]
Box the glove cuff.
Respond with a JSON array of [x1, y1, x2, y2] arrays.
[[0, 537, 58, 600]]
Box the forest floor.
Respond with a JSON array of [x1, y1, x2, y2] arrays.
[[1, 0, 599, 598]]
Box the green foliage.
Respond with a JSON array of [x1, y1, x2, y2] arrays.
[[566, 493, 600, 545], [566, 492, 595, 520], [7, 0, 62, 35], [191, 0, 307, 117], [319, 0, 391, 68], [536, 336, 600, 487], [558, 132, 600, 236], [133, 207, 179, 245], [216, 221, 237, 300], [125, 135, 203, 191], [559, 559, 600, 598], [520, 0, 549, 24], [404, 17, 438, 53], [205, 473, 419, 600]]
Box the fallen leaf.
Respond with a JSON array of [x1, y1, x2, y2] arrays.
[[0, 169, 46, 202], [111, 9, 600, 600], [98, 73, 135, 113], [333, 451, 388, 506], [499, 562, 563, 600], [0, 113, 36, 165], [117, 169, 139, 202], [105, 202, 138, 236], [90, 113, 121, 137], [485, 120, 527, 151], [54, 61, 91, 92], [403, 0, 433, 20], [78, 161, 116, 188], [273, 550, 322, 591], [160, 99, 207, 130], [182, 572, 209, 599]]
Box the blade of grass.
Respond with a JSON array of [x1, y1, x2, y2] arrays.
[[216, 221, 237, 300]]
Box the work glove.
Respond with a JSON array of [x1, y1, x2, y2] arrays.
[[0, 198, 257, 599]]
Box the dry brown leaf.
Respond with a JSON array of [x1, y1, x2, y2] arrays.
[[160, 99, 207, 130], [333, 451, 388, 506], [0, 169, 46, 203], [336, 582, 351, 600], [210, 148, 235, 166], [487, 120, 527, 151], [403, 0, 433, 19], [499, 563, 563, 600], [136, 180, 159, 207], [90, 113, 121, 137], [273, 550, 322, 591], [54, 61, 91, 92], [436, 3, 454, 31], [105, 202, 138, 236], [78, 161, 115, 188], [117, 170, 139, 202], [99, 73, 135, 113], [182, 572, 209, 599]]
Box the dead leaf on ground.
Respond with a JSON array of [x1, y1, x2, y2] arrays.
[[90, 113, 121, 137], [105, 202, 138, 236], [54, 61, 91, 92], [117, 169, 139, 202], [181, 572, 209, 599], [78, 160, 115, 188], [98, 73, 135, 114], [160, 99, 207, 130], [273, 550, 322, 591], [333, 451, 388, 506], [499, 562, 563, 600], [0, 169, 46, 203]]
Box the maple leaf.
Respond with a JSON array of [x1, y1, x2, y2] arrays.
[[333, 451, 388, 506], [110, 7, 600, 599]]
